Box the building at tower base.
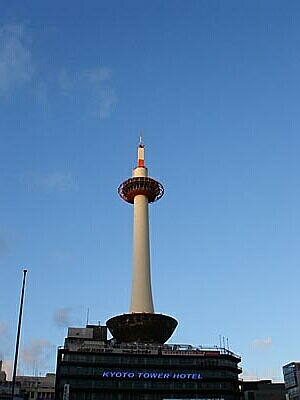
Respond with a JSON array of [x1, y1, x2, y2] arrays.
[[55, 325, 242, 400]]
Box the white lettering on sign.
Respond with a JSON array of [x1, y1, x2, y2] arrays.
[[102, 371, 202, 380], [62, 384, 69, 400]]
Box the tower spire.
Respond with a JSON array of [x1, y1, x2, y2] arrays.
[[139, 130, 143, 146], [137, 132, 145, 168]]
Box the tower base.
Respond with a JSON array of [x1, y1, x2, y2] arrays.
[[106, 313, 177, 344]]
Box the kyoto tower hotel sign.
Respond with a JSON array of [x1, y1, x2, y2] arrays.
[[107, 139, 177, 343]]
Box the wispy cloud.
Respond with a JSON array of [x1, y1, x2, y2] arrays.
[[252, 337, 272, 349], [2, 337, 55, 377], [51, 250, 75, 265], [0, 228, 19, 256], [53, 308, 75, 328], [26, 171, 78, 192], [0, 322, 12, 378], [83, 67, 111, 84], [37, 172, 77, 192], [21, 338, 54, 371], [0, 21, 118, 116], [58, 67, 118, 119], [242, 367, 281, 382], [0, 23, 34, 93], [0, 321, 8, 337], [0, 235, 11, 255], [2, 360, 12, 380], [95, 88, 118, 119], [84, 67, 117, 119], [58, 68, 75, 93], [53, 306, 84, 328]]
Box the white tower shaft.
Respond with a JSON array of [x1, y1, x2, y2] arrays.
[[130, 166, 154, 313]]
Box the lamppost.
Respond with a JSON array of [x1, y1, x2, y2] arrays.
[[11, 269, 28, 400]]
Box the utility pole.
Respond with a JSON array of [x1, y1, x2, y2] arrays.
[[11, 269, 28, 400]]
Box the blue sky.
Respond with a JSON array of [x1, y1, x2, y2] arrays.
[[1, 0, 299, 382]]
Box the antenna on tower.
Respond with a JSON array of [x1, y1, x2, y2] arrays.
[[139, 130, 144, 147]]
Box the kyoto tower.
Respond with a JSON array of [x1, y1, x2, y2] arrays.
[[106, 137, 177, 343]]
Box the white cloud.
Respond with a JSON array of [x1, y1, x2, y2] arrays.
[[241, 367, 281, 382], [27, 171, 78, 192], [38, 172, 77, 192], [84, 67, 111, 84], [21, 338, 54, 371], [53, 308, 73, 327], [0, 228, 19, 255], [2, 338, 55, 377], [96, 88, 118, 119], [252, 337, 272, 349], [0, 324, 12, 379], [58, 68, 75, 92], [53, 306, 85, 328], [0, 321, 8, 337], [58, 67, 118, 119], [84, 67, 117, 119], [2, 360, 12, 380], [51, 250, 74, 264], [0, 236, 11, 255], [0, 22, 117, 116], [0, 23, 34, 93]]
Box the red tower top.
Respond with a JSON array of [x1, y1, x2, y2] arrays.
[[137, 135, 145, 167], [118, 140, 164, 204]]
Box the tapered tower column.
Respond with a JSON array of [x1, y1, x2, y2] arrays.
[[132, 193, 153, 312], [118, 141, 164, 313], [106, 138, 177, 344], [131, 149, 154, 312]]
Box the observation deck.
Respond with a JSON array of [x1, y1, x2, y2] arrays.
[[118, 177, 164, 204], [106, 313, 177, 344]]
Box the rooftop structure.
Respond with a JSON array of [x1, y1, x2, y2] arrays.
[[242, 379, 286, 400], [56, 325, 242, 400]]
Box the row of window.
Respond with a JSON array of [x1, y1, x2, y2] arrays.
[[59, 378, 237, 391], [72, 392, 238, 400], [59, 366, 238, 380], [284, 371, 298, 388], [61, 353, 238, 370], [28, 391, 54, 399], [286, 386, 300, 399]]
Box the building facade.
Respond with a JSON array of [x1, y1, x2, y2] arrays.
[[0, 362, 55, 400], [283, 362, 300, 400], [242, 380, 286, 400], [55, 325, 242, 400], [15, 374, 55, 400]]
